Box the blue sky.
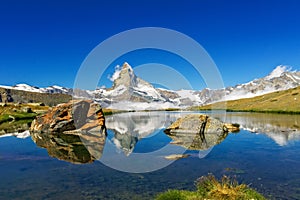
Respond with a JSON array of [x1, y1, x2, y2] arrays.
[[1, 0, 300, 90]]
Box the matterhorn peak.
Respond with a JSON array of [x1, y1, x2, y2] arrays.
[[112, 62, 137, 89], [266, 65, 290, 80], [122, 62, 132, 70], [120, 62, 134, 74]]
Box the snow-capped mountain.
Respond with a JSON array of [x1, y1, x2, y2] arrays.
[[93, 63, 300, 109], [0, 83, 72, 94], [1, 63, 300, 110], [88, 62, 207, 109], [223, 65, 300, 101]]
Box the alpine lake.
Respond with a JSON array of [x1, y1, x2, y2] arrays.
[[1, 111, 300, 200]]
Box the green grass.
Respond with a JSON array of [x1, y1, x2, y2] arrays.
[[156, 174, 266, 200], [0, 119, 32, 133], [0, 113, 37, 124], [0, 103, 48, 134]]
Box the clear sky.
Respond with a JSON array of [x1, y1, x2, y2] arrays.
[[1, 0, 300, 90]]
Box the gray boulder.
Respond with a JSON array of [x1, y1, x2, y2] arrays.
[[165, 114, 239, 135], [164, 114, 239, 150]]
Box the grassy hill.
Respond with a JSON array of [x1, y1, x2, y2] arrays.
[[191, 86, 300, 114]]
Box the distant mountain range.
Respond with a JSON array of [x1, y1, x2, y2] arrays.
[[1, 63, 300, 110]]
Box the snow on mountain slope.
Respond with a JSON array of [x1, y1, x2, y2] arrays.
[[12, 84, 41, 93], [40, 85, 71, 94], [222, 65, 300, 101], [0, 83, 71, 94], [265, 65, 289, 80], [1, 64, 299, 109], [96, 63, 168, 105]]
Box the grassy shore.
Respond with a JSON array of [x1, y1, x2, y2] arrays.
[[156, 174, 266, 200], [0, 103, 50, 123], [0, 103, 51, 134], [191, 86, 300, 114]]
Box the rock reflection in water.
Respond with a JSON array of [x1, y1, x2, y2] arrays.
[[31, 131, 106, 164], [166, 131, 229, 151]]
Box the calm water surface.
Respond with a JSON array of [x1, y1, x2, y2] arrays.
[[1, 111, 300, 199]]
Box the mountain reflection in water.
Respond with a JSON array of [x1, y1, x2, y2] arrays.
[[2, 111, 300, 199], [221, 112, 300, 146], [29, 111, 300, 164], [105, 112, 182, 156], [105, 112, 233, 156]]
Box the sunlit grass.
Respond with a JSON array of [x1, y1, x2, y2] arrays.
[[156, 174, 266, 200], [191, 86, 300, 114]]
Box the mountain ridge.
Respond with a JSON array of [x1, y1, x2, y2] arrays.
[[193, 86, 300, 113], [1, 63, 300, 110]]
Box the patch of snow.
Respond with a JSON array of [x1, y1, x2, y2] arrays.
[[285, 73, 300, 83], [0, 84, 13, 89], [103, 85, 127, 96], [0, 130, 30, 139], [266, 65, 289, 80], [12, 84, 41, 93], [134, 83, 162, 99], [176, 90, 201, 103]]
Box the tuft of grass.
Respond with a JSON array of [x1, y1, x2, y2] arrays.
[[196, 174, 265, 200], [156, 174, 266, 200]]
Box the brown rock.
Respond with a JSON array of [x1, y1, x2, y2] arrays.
[[30, 100, 106, 134], [224, 123, 240, 132]]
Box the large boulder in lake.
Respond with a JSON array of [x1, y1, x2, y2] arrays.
[[30, 100, 106, 134], [164, 114, 239, 135], [164, 114, 239, 150]]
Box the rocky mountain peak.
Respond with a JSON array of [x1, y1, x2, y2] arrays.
[[122, 62, 132, 70], [112, 62, 137, 89]]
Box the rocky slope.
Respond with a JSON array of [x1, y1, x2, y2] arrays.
[[0, 87, 71, 106]]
